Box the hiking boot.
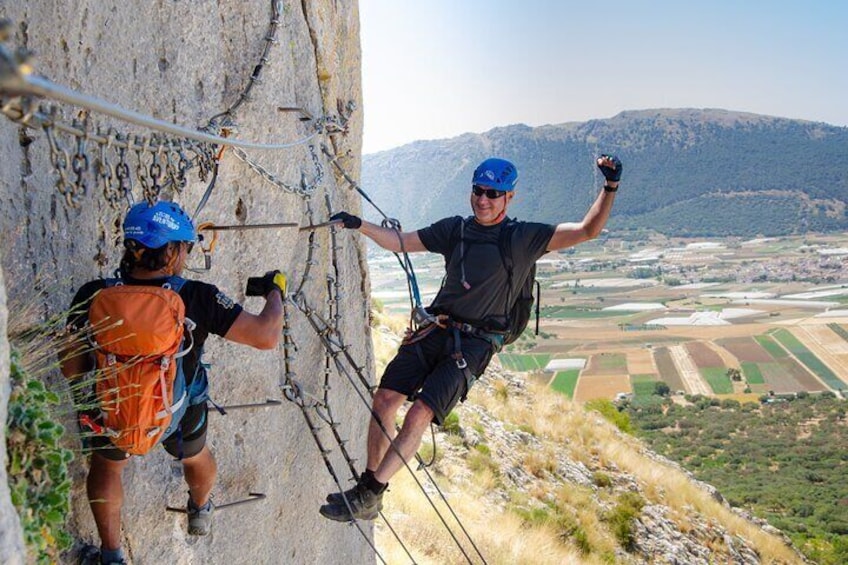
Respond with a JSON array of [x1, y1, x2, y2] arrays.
[[325, 482, 360, 505], [187, 497, 214, 536], [319, 483, 383, 522], [78, 545, 126, 565]]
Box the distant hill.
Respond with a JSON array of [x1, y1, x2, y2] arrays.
[[361, 109, 848, 236]]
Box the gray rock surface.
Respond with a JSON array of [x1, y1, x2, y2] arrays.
[[0, 259, 25, 565], [0, 1, 375, 563]]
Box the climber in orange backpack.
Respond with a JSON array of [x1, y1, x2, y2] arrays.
[[60, 201, 286, 565]]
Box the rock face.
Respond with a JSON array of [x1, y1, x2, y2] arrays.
[[0, 2, 374, 563], [0, 263, 25, 565]]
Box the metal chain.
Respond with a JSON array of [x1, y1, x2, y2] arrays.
[[294, 197, 320, 296], [230, 143, 324, 197], [70, 117, 90, 202], [147, 142, 164, 203], [279, 298, 408, 565], [209, 0, 284, 122], [114, 134, 133, 206], [96, 128, 119, 208], [43, 121, 76, 207]]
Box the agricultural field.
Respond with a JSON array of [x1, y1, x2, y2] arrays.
[[630, 374, 663, 397], [369, 233, 848, 402], [550, 370, 579, 398], [498, 353, 550, 373]]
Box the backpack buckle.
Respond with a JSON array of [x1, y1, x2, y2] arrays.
[[453, 354, 468, 370]]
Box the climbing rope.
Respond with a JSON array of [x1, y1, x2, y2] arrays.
[[321, 143, 430, 329]]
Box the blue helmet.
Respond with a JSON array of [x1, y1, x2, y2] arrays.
[[123, 201, 196, 249], [472, 158, 518, 192]]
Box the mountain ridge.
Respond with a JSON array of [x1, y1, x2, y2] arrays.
[[362, 109, 848, 236]]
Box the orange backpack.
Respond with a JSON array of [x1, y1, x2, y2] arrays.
[[87, 277, 193, 455]]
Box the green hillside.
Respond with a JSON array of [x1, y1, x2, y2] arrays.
[[361, 109, 848, 236]]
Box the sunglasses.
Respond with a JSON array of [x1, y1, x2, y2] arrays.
[[472, 185, 506, 199]]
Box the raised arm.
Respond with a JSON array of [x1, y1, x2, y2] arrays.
[[331, 212, 426, 253], [547, 155, 621, 252]]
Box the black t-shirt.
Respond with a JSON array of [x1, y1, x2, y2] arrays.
[[68, 276, 243, 383], [417, 216, 555, 330]]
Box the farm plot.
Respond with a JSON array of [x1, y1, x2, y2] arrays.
[[754, 361, 810, 393], [772, 329, 845, 391], [631, 374, 663, 397], [717, 337, 773, 363], [740, 362, 765, 385], [627, 349, 657, 375], [794, 325, 848, 390], [582, 353, 627, 376], [653, 347, 685, 392], [829, 323, 848, 343], [685, 341, 732, 394], [540, 306, 623, 319], [573, 373, 631, 402], [701, 367, 734, 394], [669, 345, 712, 395], [498, 353, 551, 372], [755, 335, 788, 359], [685, 341, 725, 367], [778, 358, 827, 392], [550, 370, 580, 398]]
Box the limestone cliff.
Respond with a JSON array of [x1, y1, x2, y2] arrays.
[[0, 1, 374, 563]]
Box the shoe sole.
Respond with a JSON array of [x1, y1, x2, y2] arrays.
[[319, 504, 382, 522]]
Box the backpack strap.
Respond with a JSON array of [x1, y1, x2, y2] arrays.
[[164, 274, 187, 293], [498, 219, 517, 319]]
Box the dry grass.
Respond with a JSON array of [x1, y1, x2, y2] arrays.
[[370, 312, 803, 564], [377, 471, 602, 565], [471, 377, 803, 564], [371, 311, 406, 374]]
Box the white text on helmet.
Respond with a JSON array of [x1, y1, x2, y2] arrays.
[[152, 211, 180, 231]]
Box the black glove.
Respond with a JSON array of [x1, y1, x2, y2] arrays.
[[246, 270, 287, 297], [597, 154, 623, 182], [330, 211, 362, 230]]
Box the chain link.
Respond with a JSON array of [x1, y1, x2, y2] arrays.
[[70, 117, 90, 202], [43, 121, 75, 207], [147, 143, 164, 203], [230, 144, 324, 198], [96, 129, 120, 208], [209, 0, 284, 122]]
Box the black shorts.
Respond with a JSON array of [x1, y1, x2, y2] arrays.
[[379, 327, 495, 425], [87, 403, 208, 461]]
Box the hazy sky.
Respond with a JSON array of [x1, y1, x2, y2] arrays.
[[360, 0, 848, 154]]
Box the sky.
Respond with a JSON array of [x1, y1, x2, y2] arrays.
[[359, 0, 848, 154]]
